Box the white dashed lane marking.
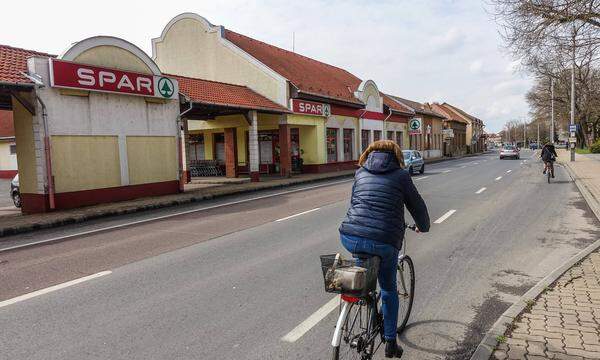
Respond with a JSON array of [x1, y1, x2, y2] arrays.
[[476, 187, 487, 194], [0, 271, 112, 309], [276, 208, 320, 222], [495, 176, 502, 181], [434, 210, 457, 224]]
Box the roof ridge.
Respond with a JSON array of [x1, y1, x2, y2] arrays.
[[0, 43, 55, 58], [224, 29, 360, 81]]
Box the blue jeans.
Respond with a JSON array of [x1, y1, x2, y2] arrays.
[[340, 233, 399, 340]]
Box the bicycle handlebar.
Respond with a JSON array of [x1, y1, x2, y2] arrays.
[[405, 223, 418, 232]]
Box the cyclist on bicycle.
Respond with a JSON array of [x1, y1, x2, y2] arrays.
[[339, 140, 430, 358], [541, 142, 557, 178]]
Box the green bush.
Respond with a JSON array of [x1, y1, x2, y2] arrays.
[[591, 139, 600, 153]]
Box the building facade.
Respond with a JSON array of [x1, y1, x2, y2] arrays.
[[152, 13, 415, 179]]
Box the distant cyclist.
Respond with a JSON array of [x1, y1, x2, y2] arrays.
[[541, 142, 558, 178], [339, 140, 430, 358]]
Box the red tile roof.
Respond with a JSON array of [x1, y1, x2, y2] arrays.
[[442, 102, 483, 125], [389, 95, 446, 119], [224, 30, 363, 105], [169, 74, 290, 113], [428, 103, 468, 124], [381, 93, 414, 116], [0, 44, 54, 84]]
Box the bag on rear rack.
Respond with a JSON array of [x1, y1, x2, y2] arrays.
[[319, 254, 379, 297]]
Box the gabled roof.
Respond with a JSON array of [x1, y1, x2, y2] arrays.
[[381, 93, 414, 116], [388, 95, 446, 119], [428, 103, 468, 124], [224, 30, 363, 105], [0, 44, 54, 84], [442, 102, 482, 125], [170, 74, 290, 114]]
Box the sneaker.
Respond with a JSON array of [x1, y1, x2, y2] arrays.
[[543, 169, 546, 174], [384, 339, 403, 358], [552, 174, 555, 178]]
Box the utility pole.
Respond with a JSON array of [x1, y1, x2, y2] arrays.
[[537, 123, 540, 149], [551, 78, 555, 145], [570, 24, 576, 162], [523, 122, 526, 147]]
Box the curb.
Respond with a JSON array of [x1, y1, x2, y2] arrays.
[[470, 160, 600, 360]]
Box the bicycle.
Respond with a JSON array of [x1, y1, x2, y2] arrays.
[[544, 160, 555, 184], [321, 225, 416, 360]]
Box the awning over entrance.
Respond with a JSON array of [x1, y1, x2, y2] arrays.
[[170, 74, 290, 119]]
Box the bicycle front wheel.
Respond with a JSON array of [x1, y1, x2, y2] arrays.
[[397, 255, 415, 333]]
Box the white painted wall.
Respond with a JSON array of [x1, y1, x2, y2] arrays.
[[0, 141, 17, 170]]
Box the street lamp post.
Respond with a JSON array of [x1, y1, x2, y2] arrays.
[[551, 78, 555, 145], [570, 25, 576, 162]]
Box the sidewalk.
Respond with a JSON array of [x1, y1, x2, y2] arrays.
[[485, 150, 600, 360]]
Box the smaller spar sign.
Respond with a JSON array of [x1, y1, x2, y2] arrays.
[[408, 118, 422, 135], [49, 59, 178, 99], [291, 99, 331, 117]]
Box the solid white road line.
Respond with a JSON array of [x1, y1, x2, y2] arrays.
[[0, 178, 354, 253], [276, 208, 320, 222], [434, 210, 457, 224], [281, 295, 340, 343], [506, 170, 512, 173], [0, 271, 111, 309], [442, 169, 452, 173], [495, 176, 503, 181], [476, 187, 487, 194], [414, 176, 429, 181]]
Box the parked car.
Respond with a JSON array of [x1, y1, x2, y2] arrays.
[[11, 174, 20, 208], [403, 150, 425, 175], [499, 145, 520, 160]]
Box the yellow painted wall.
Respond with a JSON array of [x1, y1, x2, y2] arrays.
[[154, 17, 284, 104], [127, 136, 177, 185], [73, 46, 153, 74], [51, 135, 121, 193], [12, 96, 38, 194]]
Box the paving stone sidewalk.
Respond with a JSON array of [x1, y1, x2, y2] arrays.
[[491, 150, 600, 360]]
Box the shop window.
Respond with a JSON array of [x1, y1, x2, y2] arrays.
[[327, 128, 338, 163], [361, 130, 370, 152], [9, 144, 16, 155], [373, 130, 382, 142], [343, 129, 354, 161], [188, 134, 205, 161], [396, 131, 403, 148], [387, 131, 394, 142], [214, 133, 225, 163]]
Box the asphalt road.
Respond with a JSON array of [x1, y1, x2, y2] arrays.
[[1, 150, 598, 360]]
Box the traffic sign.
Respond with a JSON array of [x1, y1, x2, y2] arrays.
[[569, 124, 577, 132]]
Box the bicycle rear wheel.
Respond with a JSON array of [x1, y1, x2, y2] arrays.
[[397, 255, 415, 333], [332, 300, 376, 360]]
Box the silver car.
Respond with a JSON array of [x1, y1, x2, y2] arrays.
[[403, 150, 425, 175], [499, 145, 520, 160]]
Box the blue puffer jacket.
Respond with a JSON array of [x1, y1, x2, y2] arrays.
[[339, 151, 430, 250]]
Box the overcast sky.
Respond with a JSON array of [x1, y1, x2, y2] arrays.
[[1, 0, 532, 132]]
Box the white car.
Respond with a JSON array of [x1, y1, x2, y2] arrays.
[[499, 145, 520, 160]]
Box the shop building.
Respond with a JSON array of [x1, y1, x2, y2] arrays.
[[440, 102, 485, 153], [428, 103, 468, 157], [152, 13, 413, 180], [0, 110, 17, 178], [386, 96, 445, 159], [0, 39, 183, 213]]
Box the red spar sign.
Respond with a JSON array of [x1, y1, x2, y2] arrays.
[[49, 59, 178, 99], [291, 99, 331, 116]]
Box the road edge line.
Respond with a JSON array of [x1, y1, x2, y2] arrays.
[[470, 162, 600, 360]]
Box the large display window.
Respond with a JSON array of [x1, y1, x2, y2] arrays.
[[326, 128, 338, 163]]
